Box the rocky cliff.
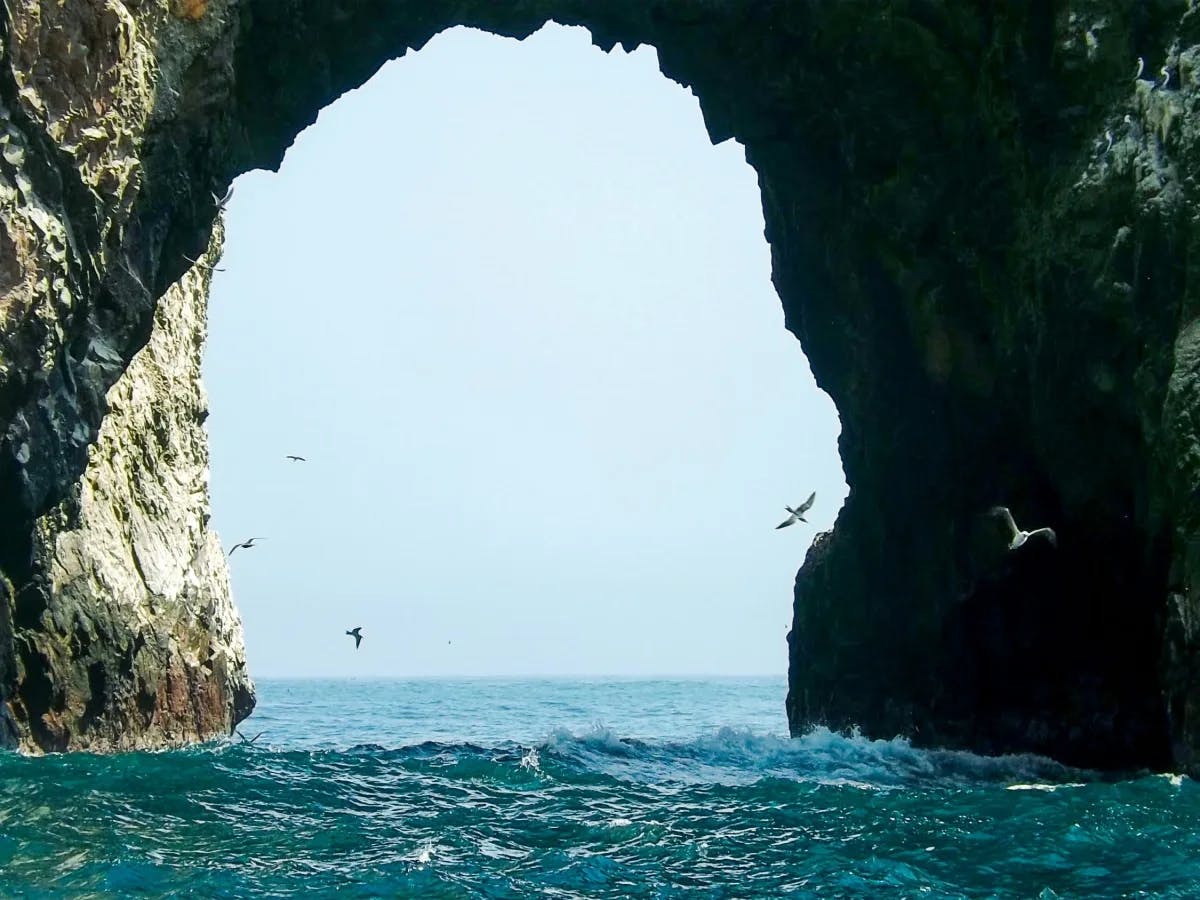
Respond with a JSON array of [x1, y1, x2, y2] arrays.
[[3, 0, 1200, 770]]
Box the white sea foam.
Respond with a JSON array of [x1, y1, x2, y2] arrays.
[[539, 722, 1085, 788], [412, 840, 436, 865], [520, 747, 541, 772]]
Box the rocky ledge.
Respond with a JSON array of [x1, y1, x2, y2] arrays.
[[3, 0, 1200, 770]]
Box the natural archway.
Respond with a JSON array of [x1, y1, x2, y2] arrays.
[[2, 1, 1200, 772], [206, 23, 844, 678]]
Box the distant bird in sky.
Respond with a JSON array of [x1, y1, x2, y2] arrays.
[[346, 627, 363, 649], [228, 537, 264, 555], [776, 492, 816, 529], [212, 185, 234, 210], [236, 729, 265, 745], [284, 455, 306, 462], [990, 506, 1057, 550]]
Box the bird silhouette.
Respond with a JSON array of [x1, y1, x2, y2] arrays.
[[346, 627, 363, 649], [228, 537, 264, 556], [990, 506, 1057, 550], [284, 455, 306, 462], [776, 492, 816, 529], [236, 729, 265, 745]]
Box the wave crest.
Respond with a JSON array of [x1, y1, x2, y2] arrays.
[[538, 723, 1086, 788]]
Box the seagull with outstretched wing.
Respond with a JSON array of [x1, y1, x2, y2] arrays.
[[346, 627, 363, 649], [776, 492, 816, 530], [990, 506, 1057, 550], [228, 537, 264, 556]]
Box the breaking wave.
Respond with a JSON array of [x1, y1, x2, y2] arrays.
[[2, 676, 1198, 898]]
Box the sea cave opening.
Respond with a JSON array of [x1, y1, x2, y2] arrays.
[[202, 24, 846, 680]]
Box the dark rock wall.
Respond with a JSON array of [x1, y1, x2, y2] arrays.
[[3, 0, 1200, 770], [778, 3, 1200, 771]]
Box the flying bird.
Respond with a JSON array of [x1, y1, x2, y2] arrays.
[[346, 627, 363, 649], [990, 506, 1057, 550], [212, 185, 234, 210], [228, 537, 264, 555], [182, 253, 225, 273], [776, 491, 816, 529], [284, 455, 306, 462], [236, 729, 265, 745]]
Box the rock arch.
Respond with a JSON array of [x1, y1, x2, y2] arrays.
[[2, 0, 1199, 770]]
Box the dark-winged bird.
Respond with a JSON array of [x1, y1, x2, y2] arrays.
[[285, 455, 306, 462], [346, 627, 363, 649], [775, 491, 816, 529], [236, 729, 265, 745], [228, 537, 264, 555]]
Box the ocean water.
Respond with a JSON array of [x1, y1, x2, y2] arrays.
[[1, 677, 1198, 898]]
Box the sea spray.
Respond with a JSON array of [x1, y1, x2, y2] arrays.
[[0, 677, 1195, 897]]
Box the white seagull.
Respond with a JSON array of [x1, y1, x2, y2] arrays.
[[990, 507, 1057, 550], [776, 492, 816, 529], [212, 185, 234, 210]]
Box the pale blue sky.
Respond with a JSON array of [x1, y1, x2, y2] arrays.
[[203, 24, 845, 677]]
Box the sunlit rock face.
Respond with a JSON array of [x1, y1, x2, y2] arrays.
[[16, 232, 252, 751], [3, 0, 1200, 769]]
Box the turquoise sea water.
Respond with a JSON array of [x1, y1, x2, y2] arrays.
[[1, 676, 1199, 897]]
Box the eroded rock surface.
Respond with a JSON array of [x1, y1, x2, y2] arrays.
[[3, 0, 1200, 769], [1, 0, 253, 750], [14, 231, 251, 751]]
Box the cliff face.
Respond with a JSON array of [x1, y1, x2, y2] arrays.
[[0, 1, 251, 749], [779, 3, 1200, 772], [13, 230, 252, 751], [3, 0, 1200, 769]]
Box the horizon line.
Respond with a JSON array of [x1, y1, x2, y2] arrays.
[[250, 672, 787, 682]]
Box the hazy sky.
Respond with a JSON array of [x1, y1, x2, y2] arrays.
[[203, 23, 845, 678]]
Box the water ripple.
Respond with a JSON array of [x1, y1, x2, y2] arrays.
[[0, 679, 1197, 896]]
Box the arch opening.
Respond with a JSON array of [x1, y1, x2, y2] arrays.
[[205, 24, 847, 678]]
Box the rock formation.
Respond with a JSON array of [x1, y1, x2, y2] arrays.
[[3, 0, 1200, 770]]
